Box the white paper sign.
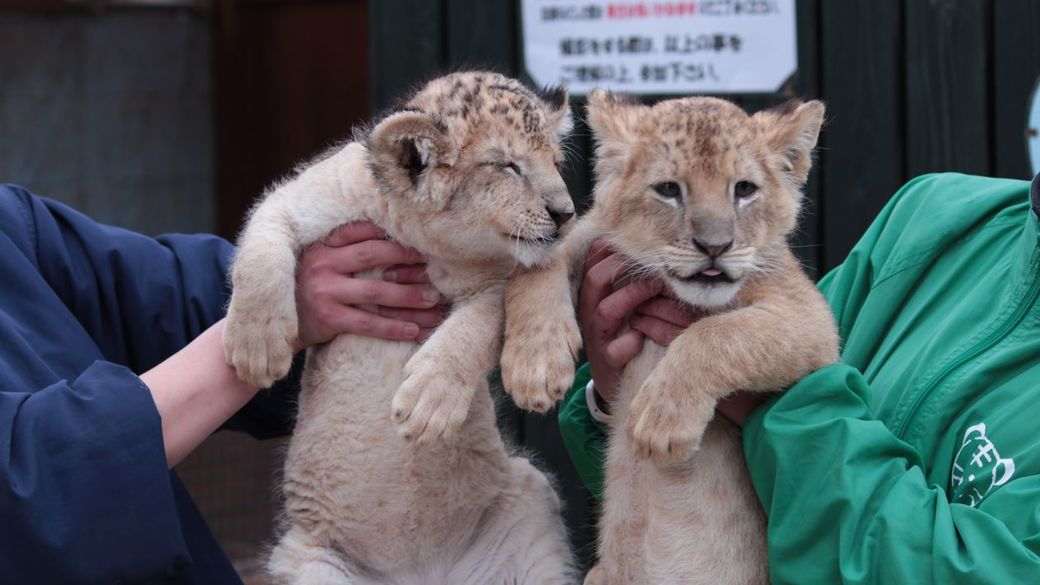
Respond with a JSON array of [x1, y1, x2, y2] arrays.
[[521, 0, 798, 95]]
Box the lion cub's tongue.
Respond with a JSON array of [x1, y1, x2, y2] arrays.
[[701, 268, 723, 277]]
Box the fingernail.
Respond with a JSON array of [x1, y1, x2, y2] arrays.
[[403, 323, 419, 337], [422, 289, 441, 304], [382, 270, 398, 282]]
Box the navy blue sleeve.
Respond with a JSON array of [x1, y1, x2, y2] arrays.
[[21, 186, 233, 371], [0, 361, 195, 583], [6, 185, 300, 437], [0, 186, 302, 581]]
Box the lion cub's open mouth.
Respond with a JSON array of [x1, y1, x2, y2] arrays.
[[669, 267, 737, 285]]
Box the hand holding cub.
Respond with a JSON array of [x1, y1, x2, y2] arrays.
[[577, 241, 762, 458], [294, 222, 446, 350], [225, 221, 446, 388]]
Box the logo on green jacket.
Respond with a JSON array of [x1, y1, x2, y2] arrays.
[[950, 422, 1016, 508]]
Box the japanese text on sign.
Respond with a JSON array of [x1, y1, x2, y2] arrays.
[[522, 1, 797, 94]]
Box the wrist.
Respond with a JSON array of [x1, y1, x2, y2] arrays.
[[143, 321, 259, 467]]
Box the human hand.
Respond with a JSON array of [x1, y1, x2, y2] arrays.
[[715, 392, 763, 428], [294, 223, 446, 350], [579, 240, 696, 402], [578, 240, 762, 426]]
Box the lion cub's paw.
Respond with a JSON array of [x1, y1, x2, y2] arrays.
[[391, 357, 472, 443], [626, 374, 716, 466], [223, 298, 298, 389], [501, 313, 581, 413]]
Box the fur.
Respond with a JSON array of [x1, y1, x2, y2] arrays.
[[223, 72, 578, 585], [501, 93, 840, 584]]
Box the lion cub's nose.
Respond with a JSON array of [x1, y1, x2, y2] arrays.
[[547, 206, 574, 229], [693, 238, 733, 259]]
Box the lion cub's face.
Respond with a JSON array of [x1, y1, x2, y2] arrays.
[[368, 72, 575, 268], [586, 93, 824, 307]]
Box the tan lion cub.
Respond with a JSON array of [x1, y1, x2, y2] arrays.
[[502, 92, 840, 584], [223, 72, 577, 585]]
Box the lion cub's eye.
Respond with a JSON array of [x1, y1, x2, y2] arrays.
[[501, 162, 522, 176], [652, 181, 682, 200], [734, 181, 758, 199]]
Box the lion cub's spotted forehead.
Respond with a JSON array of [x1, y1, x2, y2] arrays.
[[650, 98, 762, 173], [404, 72, 564, 155]]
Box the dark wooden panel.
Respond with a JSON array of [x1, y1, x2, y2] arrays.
[[369, 0, 444, 110], [215, 0, 370, 238], [819, 0, 904, 270], [994, 0, 1040, 179], [563, 104, 596, 214], [905, 0, 989, 177], [0, 0, 71, 9], [792, 0, 822, 275], [445, 0, 516, 72]]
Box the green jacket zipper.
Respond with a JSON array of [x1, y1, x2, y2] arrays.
[[894, 248, 1040, 440]]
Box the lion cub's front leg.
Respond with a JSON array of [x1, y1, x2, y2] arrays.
[[501, 219, 597, 412], [224, 208, 303, 389], [501, 256, 582, 412], [224, 144, 369, 388], [391, 290, 504, 442], [627, 289, 838, 465]]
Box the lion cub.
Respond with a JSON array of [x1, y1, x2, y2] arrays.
[[223, 72, 577, 585], [502, 92, 839, 584]]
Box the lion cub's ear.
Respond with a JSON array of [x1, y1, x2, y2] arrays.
[[753, 99, 825, 186], [537, 85, 574, 139], [586, 89, 646, 175], [586, 89, 644, 144], [369, 110, 457, 191]]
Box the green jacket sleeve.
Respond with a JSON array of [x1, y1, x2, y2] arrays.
[[744, 365, 1040, 584], [558, 363, 607, 499], [745, 173, 1040, 583]]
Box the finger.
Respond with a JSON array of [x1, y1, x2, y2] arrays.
[[322, 222, 388, 247], [629, 314, 685, 346], [376, 305, 449, 328], [382, 264, 432, 285], [595, 279, 664, 331], [604, 328, 645, 368], [330, 305, 421, 341], [416, 327, 437, 343], [634, 296, 696, 329], [584, 238, 615, 270], [580, 253, 629, 324], [334, 279, 441, 309], [326, 240, 426, 274]]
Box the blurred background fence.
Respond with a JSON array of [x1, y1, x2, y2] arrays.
[[2, 0, 1039, 576]]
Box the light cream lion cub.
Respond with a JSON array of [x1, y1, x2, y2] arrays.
[[223, 72, 578, 585], [502, 92, 840, 585]]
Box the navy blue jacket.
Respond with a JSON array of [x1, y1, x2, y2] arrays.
[[0, 184, 299, 584]]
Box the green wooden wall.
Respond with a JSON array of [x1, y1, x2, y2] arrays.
[[369, 0, 1040, 568]]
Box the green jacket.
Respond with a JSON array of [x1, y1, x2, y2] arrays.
[[559, 173, 1040, 584]]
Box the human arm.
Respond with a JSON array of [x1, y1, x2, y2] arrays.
[[137, 319, 262, 467], [0, 184, 446, 580], [744, 365, 1040, 584], [0, 186, 205, 582], [742, 174, 1040, 583]]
